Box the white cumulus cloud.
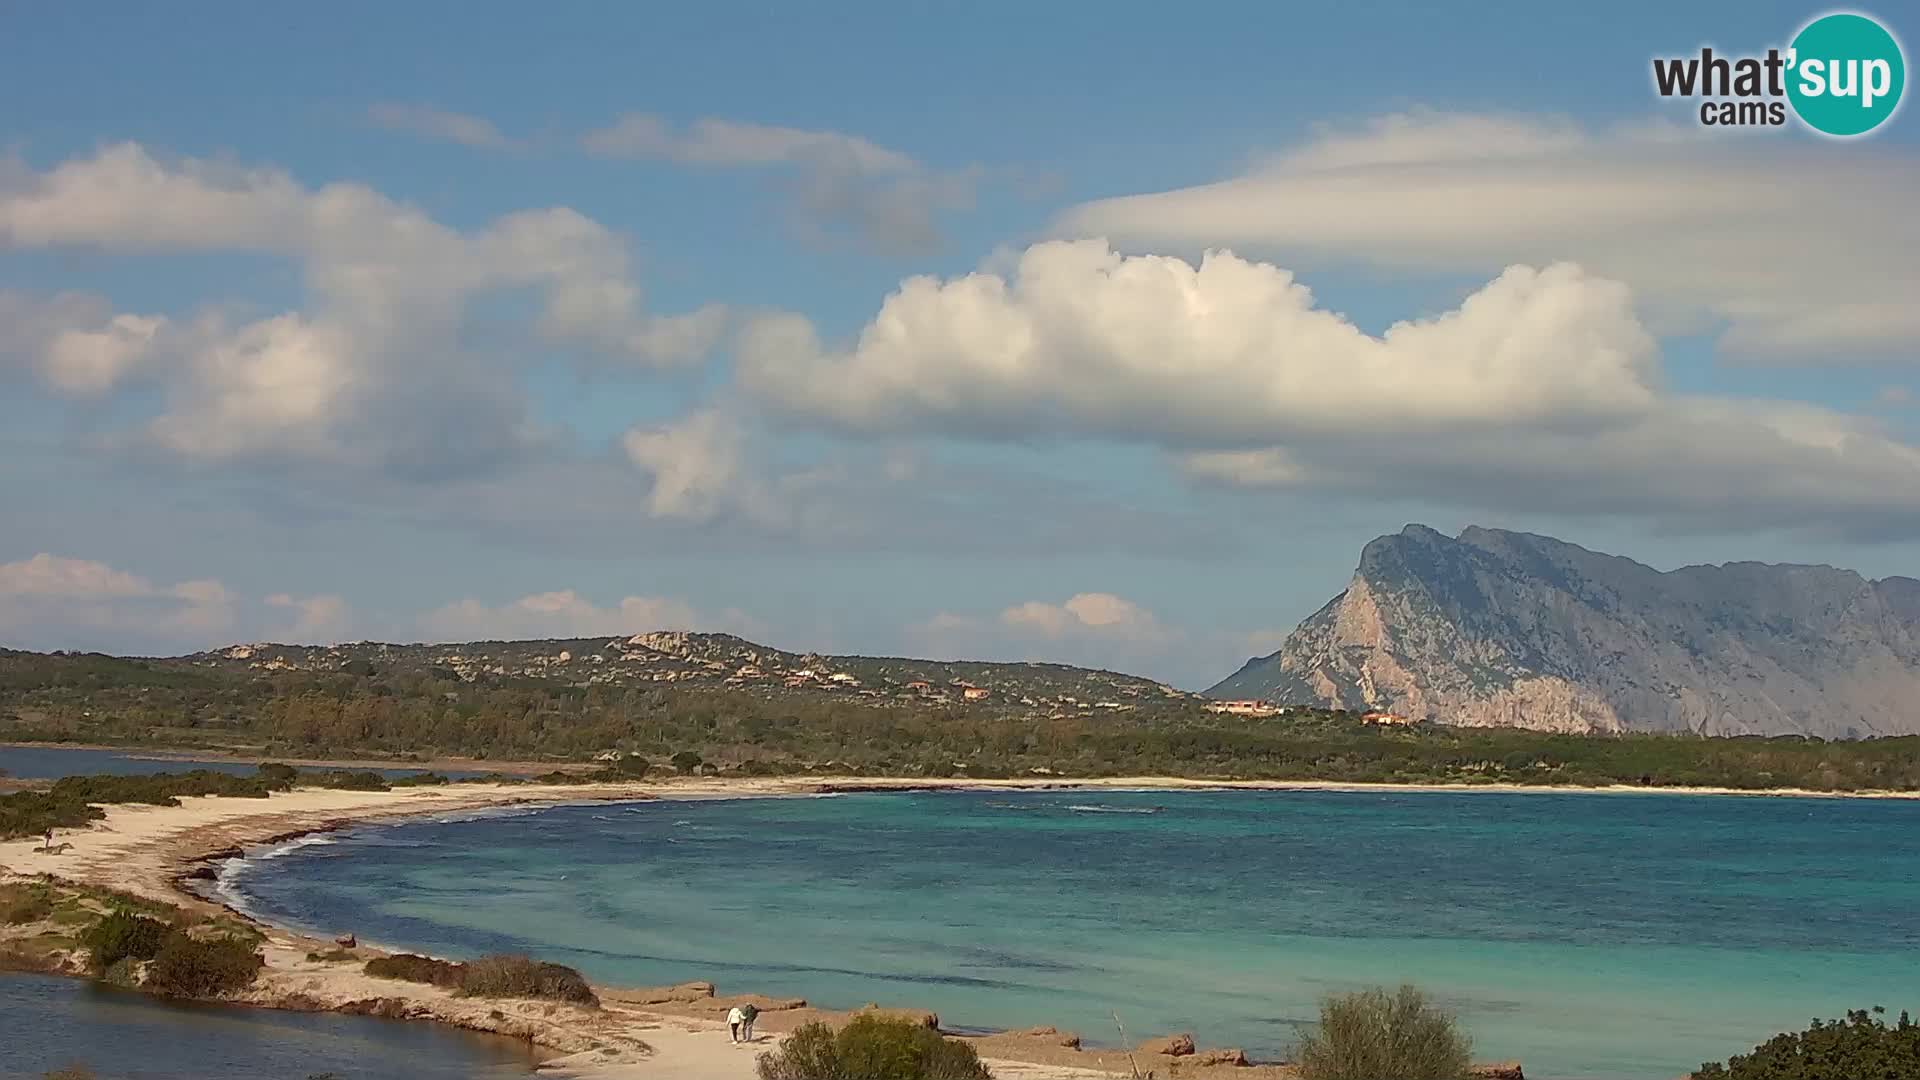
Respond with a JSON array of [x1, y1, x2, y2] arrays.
[[739, 239, 1920, 538], [1055, 109, 1920, 358], [418, 589, 759, 642]]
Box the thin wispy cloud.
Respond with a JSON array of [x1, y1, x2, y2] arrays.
[[367, 103, 513, 149]]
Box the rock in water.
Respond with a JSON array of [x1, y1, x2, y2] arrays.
[[1138, 1032, 1196, 1056], [1210, 524, 1920, 738]]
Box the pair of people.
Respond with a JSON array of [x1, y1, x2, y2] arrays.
[[727, 1002, 760, 1043]]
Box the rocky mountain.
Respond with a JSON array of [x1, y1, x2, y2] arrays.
[[1209, 525, 1920, 738], [187, 631, 1191, 714]]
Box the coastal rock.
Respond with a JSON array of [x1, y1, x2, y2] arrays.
[[1211, 524, 1920, 737], [625, 980, 716, 1005], [853, 1004, 939, 1029], [1189, 1048, 1249, 1067], [1139, 1032, 1196, 1056], [334, 934, 356, 948], [1469, 1063, 1525, 1080], [1012, 1026, 1082, 1048]]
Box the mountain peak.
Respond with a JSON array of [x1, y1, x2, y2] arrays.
[[1211, 526, 1920, 738]]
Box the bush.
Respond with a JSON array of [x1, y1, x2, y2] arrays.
[[81, 911, 172, 972], [670, 750, 704, 773], [1295, 985, 1472, 1080], [460, 954, 598, 1006], [390, 771, 450, 786], [365, 953, 465, 988], [145, 934, 262, 997], [757, 1015, 991, 1080], [610, 755, 651, 778], [311, 770, 390, 792], [1694, 1007, 1920, 1079], [1, 884, 54, 925], [257, 762, 298, 787]]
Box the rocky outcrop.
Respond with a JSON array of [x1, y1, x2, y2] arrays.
[[1211, 525, 1920, 737], [1139, 1032, 1197, 1056]]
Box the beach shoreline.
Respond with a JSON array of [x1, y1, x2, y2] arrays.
[[4, 777, 1294, 1080], [5, 769, 1875, 1076]]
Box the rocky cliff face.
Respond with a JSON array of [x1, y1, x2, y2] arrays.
[[1210, 525, 1920, 737]]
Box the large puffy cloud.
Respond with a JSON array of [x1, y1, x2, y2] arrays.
[[0, 144, 724, 468], [583, 114, 975, 255], [0, 553, 235, 651], [1056, 110, 1920, 358], [742, 240, 1657, 443], [741, 240, 1920, 537], [418, 589, 761, 642]]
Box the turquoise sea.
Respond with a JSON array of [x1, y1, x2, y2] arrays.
[[227, 789, 1920, 1080]]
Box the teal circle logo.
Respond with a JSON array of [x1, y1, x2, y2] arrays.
[[1787, 12, 1906, 136]]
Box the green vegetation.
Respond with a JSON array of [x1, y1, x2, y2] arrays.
[[0, 769, 290, 840], [79, 911, 172, 972], [145, 934, 263, 998], [1694, 1007, 1920, 1079], [1295, 985, 1473, 1080], [364, 952, 598, 1006], [365, 952, 466, 988], [1, 881, 55, 925], [459, 954, 598, 1005], [757, 1015, 992, 1080], [3, 646, 1917, 792]]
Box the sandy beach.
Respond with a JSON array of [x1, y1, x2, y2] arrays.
[[8, 768, 1880, 1075], [1, 777, 1316, 1080]]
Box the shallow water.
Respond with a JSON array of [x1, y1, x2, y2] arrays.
[[0, 744, 483, 781], [0, 972, 540, 1079], [230, 788, 1920, 1080]]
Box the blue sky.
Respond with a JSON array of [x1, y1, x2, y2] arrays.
[[2, 2, 1917, 687]]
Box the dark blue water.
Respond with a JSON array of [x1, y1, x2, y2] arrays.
[[0, 745, 484, 782], [0, 972, 539, 1080], [231, 789, 1920, 1080]]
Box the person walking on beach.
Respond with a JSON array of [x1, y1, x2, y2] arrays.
[[42, 828, 53, 851], [728, 1005, 746, 1044], [740, 1002, 759, 1042]]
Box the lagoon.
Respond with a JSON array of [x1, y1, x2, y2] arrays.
[[228, 788, 1920, 1080]]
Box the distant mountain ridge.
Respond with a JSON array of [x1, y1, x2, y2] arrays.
[[188, 631, 1190, 713], [1209, 525, 1920, 738]]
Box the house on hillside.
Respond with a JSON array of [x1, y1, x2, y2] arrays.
[[1362, 710, 1417, 726], [1205, 699, 1282, 718], [962, 687, 990, 701]]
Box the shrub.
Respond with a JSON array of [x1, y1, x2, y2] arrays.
[[670, 750, 704, 773], [365, 953, 465, 988], [2, 884, 54, 925], [257, 762, 298, 787], [1295, 985, 1472, 1080], [1694, 1007, 1920, 1079], [757, 1016, 991, 1080], [80, 911, 172, 972], [610, 755, 651, 778], [311, 770, 390, 792], [460, 953, 598, 1006], [390, 771, 450, 787], [145, 934, 262, 997]]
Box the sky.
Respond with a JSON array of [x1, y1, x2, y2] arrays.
[[2, 2, 1917, 689]]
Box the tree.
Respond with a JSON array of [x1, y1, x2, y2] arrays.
[[757, 1016, 992, 1080], [670, 750, 704, 773], [1295, 985, 1472, 1080], [1694, 1007, 1920, 1079]]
